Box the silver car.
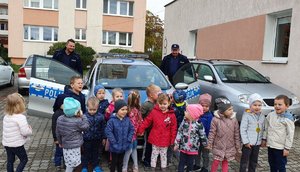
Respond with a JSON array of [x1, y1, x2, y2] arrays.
[[0, 56, 14, 87], [192, 59, 300, 121]]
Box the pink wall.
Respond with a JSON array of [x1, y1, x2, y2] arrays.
[[103, 16, 133, 32], [23, 9, 58, 26]]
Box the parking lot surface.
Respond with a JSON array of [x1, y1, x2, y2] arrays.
[[1, 86, 300, 171]]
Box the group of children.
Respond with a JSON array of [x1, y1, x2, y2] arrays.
[[1, 75, 296, 172]]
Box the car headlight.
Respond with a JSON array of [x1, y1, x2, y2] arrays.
[[292, 96, 300, 105], [238, 94, 250, 104]]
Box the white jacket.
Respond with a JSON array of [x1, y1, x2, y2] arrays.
[[2, 114, 32, 147], [263, 111, 295, 150]]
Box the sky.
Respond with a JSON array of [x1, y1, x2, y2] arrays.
[[147, 0, 173, 20]]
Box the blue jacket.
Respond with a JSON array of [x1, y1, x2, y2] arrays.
[[53, 85, 86, 113], [83, 112, 106, 141], [105, 114, 134, 153], [198, 111, 213, 137], [53, 48, 83, 75], [98, 99, 109, 115], [172, 102, 186, 128]]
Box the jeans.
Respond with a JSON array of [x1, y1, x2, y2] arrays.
[[54, 144, 63, 166], [5, 146, 28, 172], [123, 147, 138, 170], [178, 152, 196, 172], [239, 145, 260, 172], [268, 147, 287, 172], [82, 140, 101, 169], [142, 132, 152, 166], [111, 152, 125, 172]]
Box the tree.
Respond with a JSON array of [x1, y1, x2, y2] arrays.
[[145, 10, 164, 52], [47, 42, 96, 70]]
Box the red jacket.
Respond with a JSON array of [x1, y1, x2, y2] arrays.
[[138, 105, 177, 147]]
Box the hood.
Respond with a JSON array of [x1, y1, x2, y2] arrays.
[[225, 83, 295, 98], [213, 110, 236, 119]]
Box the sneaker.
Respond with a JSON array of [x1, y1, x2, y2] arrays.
[[93, 166, 103, 172], [81, 168, 88, 172], [200, 167, 208, 172], [133, 167, 139, 172], [193, 165, 201, 171]]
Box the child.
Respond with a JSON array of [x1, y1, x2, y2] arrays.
[[94, 84, 109, 115], [53, 75, 86, 113], [174, 104, 207, 172], [138, 93, 177, 171], [82, 97, 106, 172], [123, 90, 143, 172], [56, 97, 90, 172], [194, 93, 214, 172], [207, 98, 241, 172], [140, 84, 162, 168], [239, 93, 265, 172], [2, 93, 32, 172], [105, 99, 135, 172], [105, 88, 124, 121], [263, 95, 295, 172]]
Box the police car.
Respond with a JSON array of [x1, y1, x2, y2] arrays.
[[28, 53, 201, 118]]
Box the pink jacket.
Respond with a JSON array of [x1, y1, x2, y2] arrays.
[[128, 107, 143, 141], [208, 111, 241, 161], [105, 102, 115, 121]]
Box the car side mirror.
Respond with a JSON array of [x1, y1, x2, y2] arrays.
[[86, 65, 91, 69], [204, 75, 214, 82], [175, 83, 189, 90]]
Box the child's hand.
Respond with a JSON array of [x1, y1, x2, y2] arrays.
[[205, 145, 211, 150], [54, 141, 59, 144], [59, 144, 63, 148], [102, 139, 106, 146], [283, 149, 289, 157], [76, 110, 83, 118], [245, 144, 251, 149]]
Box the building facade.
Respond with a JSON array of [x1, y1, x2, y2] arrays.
[[164, 0, 300, 97], [9, 0, 146, 64], [0, 0, 8, 48]]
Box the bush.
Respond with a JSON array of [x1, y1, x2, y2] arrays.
[[108, 48, 132, 54], [47, 42, 96, 70], [0, 46, 9, 62], [149, 50, 162, 67]]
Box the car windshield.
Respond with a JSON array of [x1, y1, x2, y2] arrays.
[[214, 64, 270, 83], [95, 64, 171, 89]]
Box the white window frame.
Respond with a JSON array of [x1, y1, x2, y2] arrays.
[[262, 9, 292, 64], [103, 0, 134, 17], [76, 0, 87, 10], [102, 31, 133, 47], [24, 25, 58, 42], [75, 28, 87, 41], [23, 0, 58, 10]]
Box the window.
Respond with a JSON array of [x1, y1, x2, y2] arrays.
[[102, 31, 133, 46], [75, 28, 86, 41], [24, 0, 58, 10], [263, 9, 292, 63], [76, 0, 86, 9], [0, 23, 8, 30], [194, 64, 214, 81], [24, 25, 58, 42], [103, 0, 134, 16], [0, 8, 8, 15]]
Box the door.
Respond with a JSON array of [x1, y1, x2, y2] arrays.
[[0, 57, 10, 85], [172, 63, 201, 104], [28, 55, 80, 118]]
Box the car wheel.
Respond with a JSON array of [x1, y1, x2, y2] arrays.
[[18, 88, 28, 95], [8, 74, 14, 87]]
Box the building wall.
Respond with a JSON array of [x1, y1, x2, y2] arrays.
[[164, 0, 300, 97]]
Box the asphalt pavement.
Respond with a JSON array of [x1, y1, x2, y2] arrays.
[[1, 84, 300, 172]]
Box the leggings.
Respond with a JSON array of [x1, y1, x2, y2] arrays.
[[211, 159, 229, 172]]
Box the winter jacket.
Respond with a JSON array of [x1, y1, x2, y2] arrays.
[[263, 111, 295, 150], [2, 114, 32, 147], [52, 109, 64, 142], [83, 112, 106, 141], [53, 85, 86, 113], [199, 111, 213, 137], [56, 115, 89, 149], [98, 99, 109, 115], [105, 101, 115, 121], [105, 114, 135, 153], [141, 100, 155, 119], [240, 111, 265, 146], [128, 107, 143, 141], [138, 105, 177, 147], [175, 119, 207, 155], [172, 102, 187, 128], [52, 48, 83, 75], [208, 111, 241, 161]]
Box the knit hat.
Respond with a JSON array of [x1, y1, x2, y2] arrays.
[[199, 93, 212, 105], [186, 104, 203, 120], [248, 93, 263, 106], [63, 97, 81, 117], [173, 90, 187, 103], [215, 98, 232, 113], [114, 99, 127, 113], [94, 84, 105, 96]]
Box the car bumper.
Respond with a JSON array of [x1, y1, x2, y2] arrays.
[[233, 102, 300, 121], [17, 77, 30, 89]]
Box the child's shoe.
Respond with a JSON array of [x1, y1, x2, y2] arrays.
[[81, 168, 88, 172], [133, 166, 139, 172], [200, 167, 208, 172], [193, 165, 201, 171], [55, 166, 61, 172], [93, 166, 103, 172]]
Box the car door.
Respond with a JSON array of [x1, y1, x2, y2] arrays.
[[28, 55, 80, 118], [0, 57, 10, 85], [172, 63, 201, 104]]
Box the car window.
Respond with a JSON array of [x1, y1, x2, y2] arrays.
[[173, 63, 197, 85], [32, 56, 80, 85], [194, 64, 214, 80], [214, 65, 270, 83], [96, 64, 170, 89]]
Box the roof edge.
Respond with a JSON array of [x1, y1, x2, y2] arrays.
[[164, 0, 177, 7]]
